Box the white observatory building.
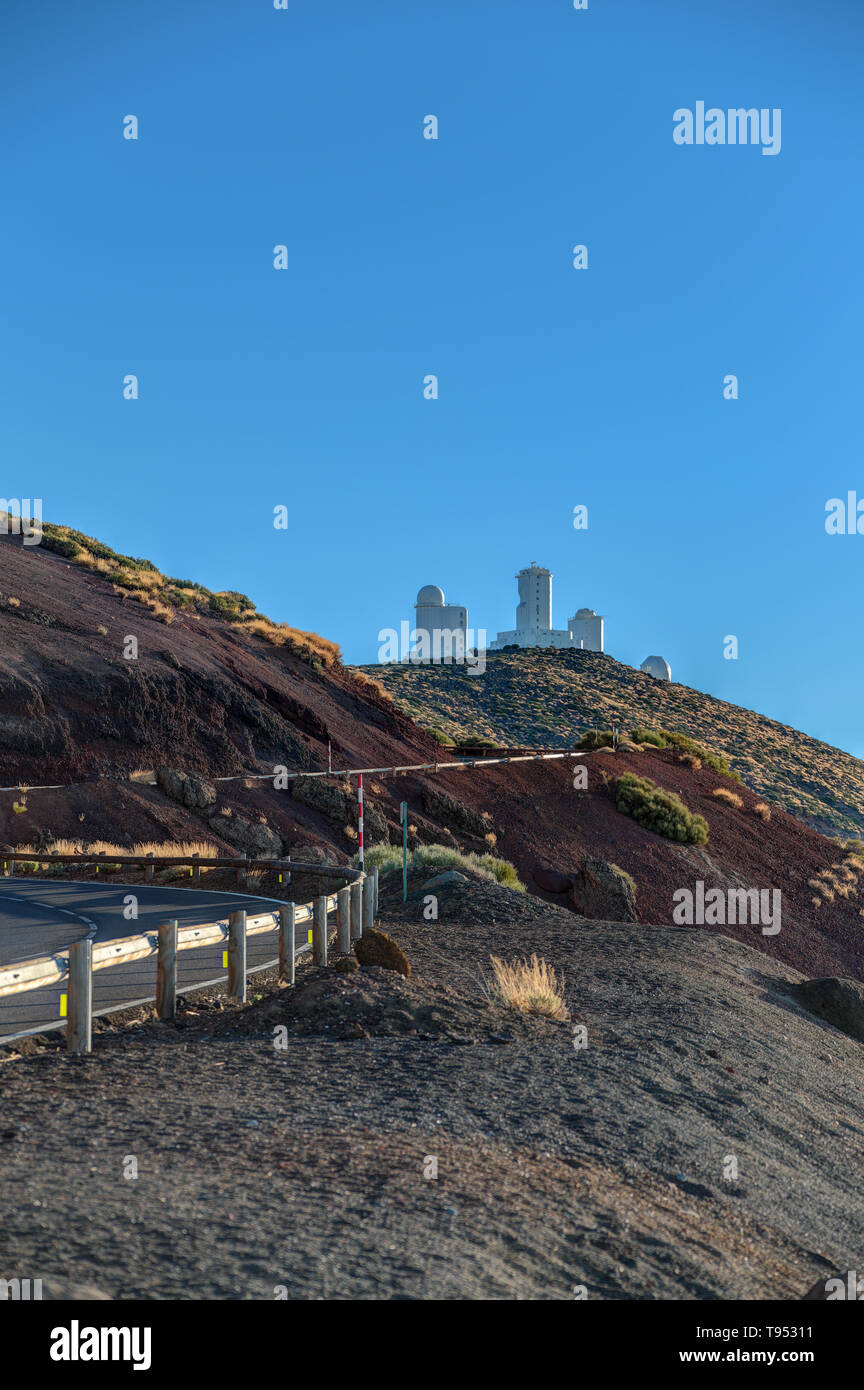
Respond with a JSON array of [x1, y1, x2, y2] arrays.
[[641, 655, 672, 681], [490, 563, 604, 652], [412, 584, 468, 661]]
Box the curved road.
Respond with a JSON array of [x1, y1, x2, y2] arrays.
[[0, 880, 299, 1044]]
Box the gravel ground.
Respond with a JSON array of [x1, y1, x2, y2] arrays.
[[0, 870, 861, 1300]]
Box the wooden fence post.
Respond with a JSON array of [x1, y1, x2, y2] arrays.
[[236, 853, 248, 889], [350, 882, 363, 941], [313, 895, 328, 967], [362, 875, 374, 937], [337, 886, 351, 953], [146, 853, 154, 882], [67, 938, 93, 1054], [192, 853, 200, 883], [228, 910, 247, 1002], [156, 919, 179, 1019], [279, 903, 295, 986]]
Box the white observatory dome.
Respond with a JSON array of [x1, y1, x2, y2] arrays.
[[416, 585, 445, 607], [641, 655, 672, 681]]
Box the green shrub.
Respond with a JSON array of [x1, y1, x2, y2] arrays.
[[575, 730, 615, 750], [659, 730, 740, 783], [614, 773, 708, 846], [630, 727, 668, 748], [360, 841, 525, 892]]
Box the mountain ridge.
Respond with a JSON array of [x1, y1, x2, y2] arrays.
[[355, 648, 864, 838]]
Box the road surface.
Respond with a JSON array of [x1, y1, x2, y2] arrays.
[[0, 879, 299, 1044]]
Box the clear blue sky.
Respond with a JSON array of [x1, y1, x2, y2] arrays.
[[2, 0, 863, 755]]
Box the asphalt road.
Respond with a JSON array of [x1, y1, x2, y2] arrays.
[[0, 880, 298, 1043]]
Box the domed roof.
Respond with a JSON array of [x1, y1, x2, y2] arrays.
[[641, 655, 672, 681], [416, 584, 445, 606]]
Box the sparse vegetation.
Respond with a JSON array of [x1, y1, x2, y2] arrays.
[[37, 519, 340, 669], [10, 838, 221, 874], [753, 802, 771, 822], [614, 773, 709, 846], [429, 728, 456, 746], [712, 787, 744, 809], [353, 648, 864, 834], [630, 727, 666, 748], [487, 954, 569, 1021], [351, 670, 394, 702], [361, 841, 525, 892], [575, 730, 615, 750]]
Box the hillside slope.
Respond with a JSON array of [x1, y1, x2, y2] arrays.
[[3, 525, 864, 987], [356, 648, 864, 837]]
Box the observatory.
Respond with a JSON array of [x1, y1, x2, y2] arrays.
[[641, 655, 672, 681], [490, 563, 604, 652], [412, 584, 468, 661]]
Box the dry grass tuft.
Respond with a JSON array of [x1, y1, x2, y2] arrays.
[[242, 617, 341, 668], [753, 802, 771, 822], [352, 670, 394, 702], [488, 953, 570, 1022], [712, 787, 744, 809], [15, 837, 220, 863]]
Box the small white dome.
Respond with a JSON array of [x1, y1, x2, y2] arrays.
[[641, 655, 672, 681], [416, 584, 445, 606]]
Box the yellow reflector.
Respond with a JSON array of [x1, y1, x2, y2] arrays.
[[222, 951, 228, 968], [307, 929, 313, 944], [59, 994, 67, 1018]]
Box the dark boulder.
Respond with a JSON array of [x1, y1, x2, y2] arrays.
[[571, 858, 638, 922]]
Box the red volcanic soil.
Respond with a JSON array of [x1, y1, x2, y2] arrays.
[[0, 530, 862, 983]]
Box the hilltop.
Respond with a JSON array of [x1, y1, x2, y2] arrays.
[[356, 648, 864, 838]]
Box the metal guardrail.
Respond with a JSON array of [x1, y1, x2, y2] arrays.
[[0, 857, 379, 1055], [0, 748, 587, 796]]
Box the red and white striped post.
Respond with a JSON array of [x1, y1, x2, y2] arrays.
[[357, 772, 364, 870]]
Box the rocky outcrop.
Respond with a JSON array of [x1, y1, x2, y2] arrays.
[[789, 977, 864, 1045], [207, 811, 283, 858], [421, 785, 491, 839], [157, 767, 217, 811], [292, 776, 389, 843], [571, 858, 638, 922], [422, 870, 469, 892]]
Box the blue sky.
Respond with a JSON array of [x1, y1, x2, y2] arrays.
[[2, 0, 863, 755]]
